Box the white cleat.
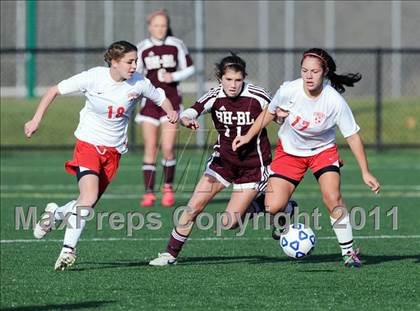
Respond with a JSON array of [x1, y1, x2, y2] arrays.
[[149, 252, 177, 266], [33, 202, 59, 239], [54, 248, 76, 271]]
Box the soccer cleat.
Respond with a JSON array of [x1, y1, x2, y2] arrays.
[[54, 248, 76, 271], [272, 200, 297, 240], [140, 192, 156, 207], [149, 252, 177, 266], [33, 202, 59, 239], [343, 249, 362, 268], [161, 185, 175, 207]]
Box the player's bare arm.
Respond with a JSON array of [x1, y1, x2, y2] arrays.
[[24, 85, 60, 138], [274, 107, 290, 124], [346, 133, 380, 194], [160, 98, 179, 123], [232, 107, 275, 151]]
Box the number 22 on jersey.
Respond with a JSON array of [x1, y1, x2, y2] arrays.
[[107, 106, 125, 119]]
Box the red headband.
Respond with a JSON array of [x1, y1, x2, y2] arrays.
[[303, 52, 327, 68]]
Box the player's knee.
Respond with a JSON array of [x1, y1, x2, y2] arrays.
[[184, 203, 204, 219], [144, 143, 158, 155], [77, 194, 98, 208], [322, 192, 342, 207], [221, 213, 239, 230], [161, 147, 174, 160], [265, 198, 287, 215]]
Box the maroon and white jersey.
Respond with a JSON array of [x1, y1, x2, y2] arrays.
[[136, 36, 194, 106], [188, 83, 272, 168]]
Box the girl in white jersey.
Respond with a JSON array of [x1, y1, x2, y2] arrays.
[[24, 41, 178, 271], [233, 48, 380, 268]]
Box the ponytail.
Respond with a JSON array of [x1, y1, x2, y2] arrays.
[[301, 48, 361, 94]]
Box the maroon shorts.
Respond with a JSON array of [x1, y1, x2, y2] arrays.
[[270, 140, 342, 186], [205, 153, 268, 190], [65, 140, 121, 194]]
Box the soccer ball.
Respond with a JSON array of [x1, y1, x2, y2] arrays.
[[280, 223, 316, 259]]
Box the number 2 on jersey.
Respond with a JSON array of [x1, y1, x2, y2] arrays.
[[107, 106, 125, 119]]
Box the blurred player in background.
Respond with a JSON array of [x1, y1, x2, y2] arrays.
[[149, 53, 294, 266], [233, 48, 380, 268], [24, 41, 178, 271], [135, 10, 195, 208]]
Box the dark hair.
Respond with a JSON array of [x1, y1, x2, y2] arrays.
[[104, 41, 137, 67], [147, 10, 174, 37], [301, 48, 362, 94], [215, 52, 247, 80]]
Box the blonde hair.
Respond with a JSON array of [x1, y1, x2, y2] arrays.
[[146, 9, 173, 36]]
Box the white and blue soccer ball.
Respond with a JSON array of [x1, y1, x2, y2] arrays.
[[280, 223, 316, 259]]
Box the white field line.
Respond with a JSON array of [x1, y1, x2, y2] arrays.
[[1, 191, 420, 199], [1, 235, 420, 244]]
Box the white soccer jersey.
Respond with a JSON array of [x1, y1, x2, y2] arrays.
[[57, 66, 165, 153], [268, 78, 360, 156]]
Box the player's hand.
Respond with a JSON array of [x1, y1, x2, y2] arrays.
[[275, 107, 290, 124], [163, 72, 174, 83], [232, 135, 250, 151], [362, 171, 380, 194], [180, 117, 200, 130], [24, 119, 40, 138], [166, 111, 179, 124]]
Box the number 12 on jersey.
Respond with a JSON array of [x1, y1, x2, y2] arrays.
[[291, 115, 310, 131]]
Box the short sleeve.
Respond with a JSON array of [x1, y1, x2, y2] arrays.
[[190, 87, 220, 115], [140, 77, 166, 106], [268, 88, 283, 114], [57, 70, 91, 95], [336, 98, 360, 138]]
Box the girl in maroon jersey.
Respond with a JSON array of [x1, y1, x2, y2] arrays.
[[135, 10, 195, 208], [149, 53, 281, 266]]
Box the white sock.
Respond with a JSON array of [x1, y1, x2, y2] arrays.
[[62, 205, 91, 249], [330, 215, 354, 256], [54, 200, 76, 220]]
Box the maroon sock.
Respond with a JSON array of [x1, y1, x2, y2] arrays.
[[166, 228, 188, 258], [162, 159, 176, 185], [142, 163, 156, 192]]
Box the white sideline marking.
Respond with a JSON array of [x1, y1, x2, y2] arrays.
[[1, 235, 420, 244]]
